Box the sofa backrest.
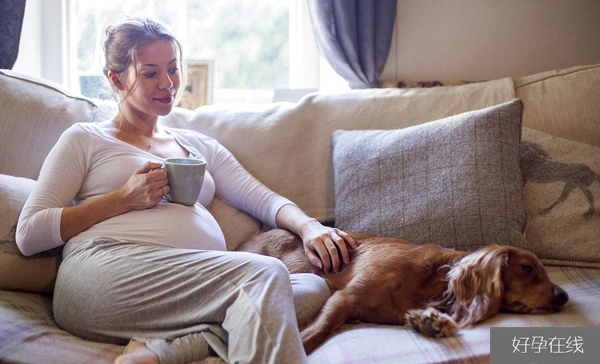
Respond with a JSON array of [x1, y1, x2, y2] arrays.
[[0, 70, 117, 180], [3, 63, 598, 222], [514, 63, 600, 148]]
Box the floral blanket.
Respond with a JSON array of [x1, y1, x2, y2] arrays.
[[1, 267, 599, 364]]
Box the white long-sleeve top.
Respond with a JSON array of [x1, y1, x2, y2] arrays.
[[16, 122, 294, 258]]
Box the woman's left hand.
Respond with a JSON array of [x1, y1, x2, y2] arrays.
[[299, 220, 357, 274]]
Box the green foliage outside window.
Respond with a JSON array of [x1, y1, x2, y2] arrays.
[[75, 0, 289, 92]]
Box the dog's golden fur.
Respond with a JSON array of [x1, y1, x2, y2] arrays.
[[237, 229, 568, 353]]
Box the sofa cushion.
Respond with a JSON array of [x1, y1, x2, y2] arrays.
[[332, 99, 530, 251], [0, 174, 261, 295], [207, 198, 261, 251], [514, 63, 600, 148], [521, 128, 600, 268], [0, 174, 61, 295], [161, 78, 516, 222], [3, 266, 600, 364], [0, 290, 124, 363]]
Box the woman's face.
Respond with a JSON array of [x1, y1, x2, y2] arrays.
[[120, 38, 181, 120]]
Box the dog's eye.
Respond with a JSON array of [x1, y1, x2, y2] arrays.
[[521, 265, 534, 273]]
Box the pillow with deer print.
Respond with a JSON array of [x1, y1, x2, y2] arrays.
[[521, 128, 600, 267]]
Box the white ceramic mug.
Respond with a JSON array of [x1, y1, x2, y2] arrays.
[[161, 157, 206, 205]]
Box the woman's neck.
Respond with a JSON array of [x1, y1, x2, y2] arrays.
[[114, 112, 159, 138]]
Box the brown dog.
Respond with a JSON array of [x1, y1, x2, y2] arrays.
[[237, 229, 569, 353]]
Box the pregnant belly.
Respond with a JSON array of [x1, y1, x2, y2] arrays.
[[67, 201, 226, 254]]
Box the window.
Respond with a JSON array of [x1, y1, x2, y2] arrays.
[[73, 0, 348, 105]]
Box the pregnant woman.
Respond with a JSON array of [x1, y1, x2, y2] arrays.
[[17, 17, 356, 364]]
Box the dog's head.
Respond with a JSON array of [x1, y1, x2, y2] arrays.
[[500, 246, 568, 314], [444, 245, 568, 327]]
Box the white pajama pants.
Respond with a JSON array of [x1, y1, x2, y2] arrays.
[[52, 238, 331, 364]]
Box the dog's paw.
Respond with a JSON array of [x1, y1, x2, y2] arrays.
[[404, 307, 459, 337]]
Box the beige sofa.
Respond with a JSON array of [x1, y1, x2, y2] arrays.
[[1, 64, 599, 364]]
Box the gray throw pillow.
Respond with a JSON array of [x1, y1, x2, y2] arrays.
[[332, 99, 531, 251]]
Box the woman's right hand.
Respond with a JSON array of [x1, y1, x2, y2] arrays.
[[116, 161, 170, 210]]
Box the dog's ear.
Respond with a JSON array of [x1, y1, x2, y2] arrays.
[[444, 246, 508, 327]]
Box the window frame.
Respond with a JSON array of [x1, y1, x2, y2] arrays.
[[40, 0, 338, 103]]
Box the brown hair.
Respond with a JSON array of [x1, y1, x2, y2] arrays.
[[103, 17, 186, 105]]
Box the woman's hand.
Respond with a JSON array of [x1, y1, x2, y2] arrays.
[[116, 161, 170, 210], [274, 204, 357, 274], [299, 220, 357, 274]]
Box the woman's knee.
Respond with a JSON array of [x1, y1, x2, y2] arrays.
[[261, 254, 288, 274], [290, 273, 331, 327], [235, 252, 289, 276]]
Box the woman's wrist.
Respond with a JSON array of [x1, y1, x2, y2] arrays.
[[275, 204, 320, 237], [297, 217, 321, 237], [109, 188, 132, 214]]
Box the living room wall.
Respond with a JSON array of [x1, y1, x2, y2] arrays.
[[380, 0, 600, 82]]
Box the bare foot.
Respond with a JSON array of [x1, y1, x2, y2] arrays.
[[114, 341, 159, 364]]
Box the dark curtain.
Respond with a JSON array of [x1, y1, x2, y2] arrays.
[[0, 0, 27, 69], [308, 0, 397, 89]]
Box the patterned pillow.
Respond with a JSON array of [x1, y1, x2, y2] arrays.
[[521, 128, 600, 267], [332, 99, 531, 251]]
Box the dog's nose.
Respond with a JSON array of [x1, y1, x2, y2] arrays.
[[553, 287, 569, 306]]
